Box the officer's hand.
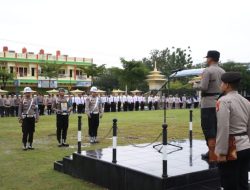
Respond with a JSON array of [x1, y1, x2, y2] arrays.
[[100, 114, 103, 119], [18, 118, 23, 124], [35, 119, 39, 123], [217, 155, 227, 162], [87, 114, 91, 118], [192, 83, 198, 88]]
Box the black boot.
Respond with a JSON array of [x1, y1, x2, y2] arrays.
[[62, 140, 69, 147], [58, 139, 63, 147]]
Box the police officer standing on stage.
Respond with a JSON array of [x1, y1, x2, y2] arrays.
[[52, 88, 72, 147], [193, 50, 225, 160], [215, 72, 250, 190], [18, 87, 39, 150], [85, 86, 103, 144]]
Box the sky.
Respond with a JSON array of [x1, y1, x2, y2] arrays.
[[0, 0, 250, 67]]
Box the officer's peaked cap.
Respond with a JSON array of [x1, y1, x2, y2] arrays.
[[205, 50, 220, 60], [221, 72, 241, 83], [58, 88, 65, 92]]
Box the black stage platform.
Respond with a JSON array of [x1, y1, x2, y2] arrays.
[[54, 139, 223, 190]]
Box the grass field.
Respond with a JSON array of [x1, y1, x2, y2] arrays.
[[0, 109, 204, 190]]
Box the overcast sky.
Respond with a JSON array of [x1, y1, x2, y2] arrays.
[[0, 0, 249, 67]]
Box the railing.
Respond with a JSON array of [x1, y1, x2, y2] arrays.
[[0, 51, 93, 64]]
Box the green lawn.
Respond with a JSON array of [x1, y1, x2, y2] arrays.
[[0, 109, 203, 190]]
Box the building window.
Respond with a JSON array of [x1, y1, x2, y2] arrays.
[[31, 68, 35, 76], [58, 69, 66, 75], [58, 69, 66, 78], [18, 67, 27, 77], [10, 67, 14, 73], [76, 70, 83, 76], [69, 69, 73, 78]]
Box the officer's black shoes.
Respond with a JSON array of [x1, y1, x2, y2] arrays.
[[23, 145, 28, 151], [93, 137, 99, 144], [62, 140, 69, 147], [28, 146, 35, 150], [58, 144, 63, 147], [62, 143, 69, 147], [201, 152, 209, 160], [90, 137, 94, 144]]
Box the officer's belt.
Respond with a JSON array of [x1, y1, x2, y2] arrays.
[[91, 112, 99, 114], [22, 114, 35, 118], [57, 112, 69, 115], [230, 132, 247, 136], [201, 92, 220, 97]]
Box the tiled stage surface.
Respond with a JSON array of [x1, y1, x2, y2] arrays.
[[83, 140, 213, 178], [54, 139, 250, 190]]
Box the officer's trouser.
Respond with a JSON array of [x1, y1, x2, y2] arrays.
[[38, 104, 43, 115], [88, 113, 99, 137], [148, 102, 152, 110], [10, 106, 15, 116], [154, 102, 158, 110], [118, 102, 121, 112], [218, 148, 250, 190], [201, 107, 217, 143], [77, 104, 84, 114], [15, 106, 19, 116], [129, 103, 134, 111], [22, 117, 35, 146], [0, 106, 4, 117], [135, 101, 139, 111], [4, 106, 10, 116], [72, 103, 76, 113], [140, 102, 145, 111], [56, 114, 69, 143], [111, 102, 116, 112], [47, 105, 52, 115], [83, 104, 85, 113], [123, 102, 128, 111]]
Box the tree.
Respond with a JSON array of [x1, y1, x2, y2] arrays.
[[221, 62, 250, 93], [39, 62, 63, 88], [119, 58, 149, 92], [94, 67, 122, 92], [143, 47, 193, 77], [0, 68, 14, 89], [78, 64, 105, 83]]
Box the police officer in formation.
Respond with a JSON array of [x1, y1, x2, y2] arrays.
[[193, 50, 225, 160], [46, 94, 53, 115], [18, 87, 39, 150], [215, 72, 250, 190], [37, 93, 45, 115], [52, 88, 72, 147], [85, 86, 103, 144], [0, 95, 4, 117], [76, 93, 85, 114]]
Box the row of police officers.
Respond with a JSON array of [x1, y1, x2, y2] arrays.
[[17, 86, 103, 150]]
